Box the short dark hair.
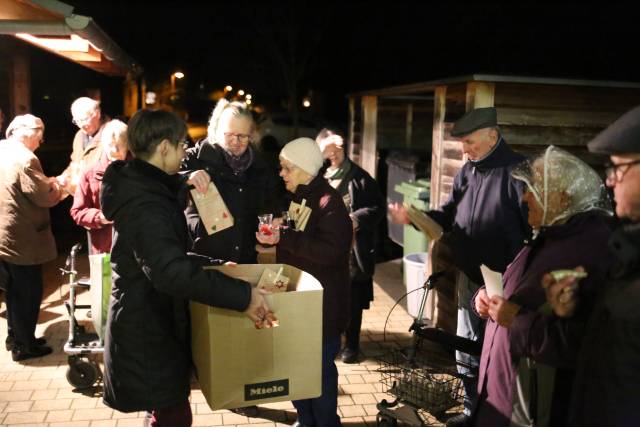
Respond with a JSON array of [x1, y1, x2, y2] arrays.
[[127, 109, 187, 159]]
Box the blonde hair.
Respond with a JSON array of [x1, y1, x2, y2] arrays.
[[206, 99, 254, 144]]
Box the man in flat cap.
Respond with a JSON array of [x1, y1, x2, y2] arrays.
[[390, 107, 530, 426], [543, 105, 640, 427]]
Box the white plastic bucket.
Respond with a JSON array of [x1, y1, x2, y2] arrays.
[[403, 252, 429, 319]]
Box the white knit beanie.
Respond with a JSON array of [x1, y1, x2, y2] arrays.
[[280, 137, 324, 176]]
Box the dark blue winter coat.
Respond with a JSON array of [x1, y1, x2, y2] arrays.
[[428, 138, 530, 283]]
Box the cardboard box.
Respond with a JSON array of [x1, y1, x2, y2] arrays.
[[191, 264, 323, 410]]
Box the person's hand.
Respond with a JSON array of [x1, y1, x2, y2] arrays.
[[187, 170, 211, 194], [542, 266, 584, 318], [256, 229, 280, 245], [243, 287, 278, 329], [98, 212, 113, 225], [388, 202, 410, 225], [349, 214, 359, 231], [475, 288, 490, 319], [272, 217, 284, 229], [488, 296, 521, 327]]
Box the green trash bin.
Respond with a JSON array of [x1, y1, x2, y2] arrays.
[[394, 178, 431, 257]]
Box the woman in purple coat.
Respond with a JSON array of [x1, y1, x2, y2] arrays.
[[470, 146, 614, 427]]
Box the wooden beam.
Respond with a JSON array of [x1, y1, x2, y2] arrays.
[[466, 81, 495, 110], [498, 107, 622, 128], [9, 47, 30, 116], [430, 85, 447, 210], [361, 96, 378, 178], [405, 102, 413, 148]]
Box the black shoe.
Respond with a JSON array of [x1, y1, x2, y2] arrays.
[[445, 413, 470, 427], [340, 347, 359, 364], [5, 336, 47, 351], [230, 405, 259, 417], [11, 344, 53, 362], [292, 420, 314, 427]]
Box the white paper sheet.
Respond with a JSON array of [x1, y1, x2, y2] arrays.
[[480, 264, 503, 298]]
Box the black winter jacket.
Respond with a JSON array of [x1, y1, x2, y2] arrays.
[[429, 138, 530, 283], [100, 159, 252, 412], [277, 174, 353, 339], [182, 141, 280, 263], [568, 222, 640, 427], [333, 160, 385, 278]]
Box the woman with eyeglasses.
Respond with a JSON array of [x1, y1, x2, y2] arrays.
[[181, 99, 279, 265]]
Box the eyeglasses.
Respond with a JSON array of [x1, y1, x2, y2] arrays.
[[177, 140, 189, 150], [604, 159, 640, 183], [224, 132, 251, 144]]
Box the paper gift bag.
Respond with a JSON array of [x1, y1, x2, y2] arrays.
[[191, 264, 323, 410], [191, 182, 234, 235], [89, 253, 112, 342], [288, 200, 312, 231]]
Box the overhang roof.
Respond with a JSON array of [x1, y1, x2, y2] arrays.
[[0, 0, 142, 77], [347, 74, 640, 98]]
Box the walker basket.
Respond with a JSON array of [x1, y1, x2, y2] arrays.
[[379, 347, 463, 415]]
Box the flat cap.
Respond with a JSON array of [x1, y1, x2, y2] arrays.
[[451, 107, 497, 137], [588, 105, 640, 154]]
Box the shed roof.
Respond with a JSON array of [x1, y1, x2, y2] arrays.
[[347, 74, 640, 98], [0, 0, 141, 76]]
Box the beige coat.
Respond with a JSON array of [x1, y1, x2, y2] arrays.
[[59, 123, 105, 196], [0, 139, 61, 265]]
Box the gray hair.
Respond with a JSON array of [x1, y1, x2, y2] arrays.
[[206, 99, 254, 144], [71, 97, 100, 119]]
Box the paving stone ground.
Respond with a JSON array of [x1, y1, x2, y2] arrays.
[[1, 255, 458, 426]]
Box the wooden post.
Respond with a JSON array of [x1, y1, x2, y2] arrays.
[[348, 96, 358, 163], [466, 81, 495, 110], [405, 102, 414, 148], [9, 49, 30, 116], [361, 95, 378, 178]]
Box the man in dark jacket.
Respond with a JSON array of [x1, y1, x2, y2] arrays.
[[100, 109, 271, 426], [545, 105, 640, 427], [316, 128, 385, 364], [390, 107, 530, 426]]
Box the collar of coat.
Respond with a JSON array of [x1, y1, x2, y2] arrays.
[[191, 138, 265, 178], [469, 137, 519, 170], [292, 173, 326, 199]]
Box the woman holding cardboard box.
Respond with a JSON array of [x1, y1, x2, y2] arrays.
[[256, 137, 353, 427], [100, 109, 273, 426]]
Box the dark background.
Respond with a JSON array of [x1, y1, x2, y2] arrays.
[[5, 1, 640, 255]]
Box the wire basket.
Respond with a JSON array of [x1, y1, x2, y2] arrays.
[[379, 347, 463, 415]]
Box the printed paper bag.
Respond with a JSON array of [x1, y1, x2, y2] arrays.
[[191, 182, 234, 234]]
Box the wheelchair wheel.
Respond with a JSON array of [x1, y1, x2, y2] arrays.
[[66, 358, 100, 389], [376, 413, 398, 427]]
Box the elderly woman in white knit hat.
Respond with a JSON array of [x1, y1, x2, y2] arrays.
[[256, 137, 353, 427]]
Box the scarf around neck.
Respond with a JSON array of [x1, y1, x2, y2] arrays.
[[221, 144, 254, 175]]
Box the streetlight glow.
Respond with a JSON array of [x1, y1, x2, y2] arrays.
[[173, 71, 185, 79], [225, 85, 233, 92], [302, 98, 311, 108], [246, 99, 252, 105], [238, 89, 245, 96], [246, 94, 252, 100]]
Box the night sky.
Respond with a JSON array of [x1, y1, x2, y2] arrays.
[[60, 1, 640, 123]]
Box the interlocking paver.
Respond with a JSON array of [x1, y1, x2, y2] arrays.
[[0, 257, 437, 426]]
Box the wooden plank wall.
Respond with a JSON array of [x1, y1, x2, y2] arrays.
[[495, 83, 640, 168]]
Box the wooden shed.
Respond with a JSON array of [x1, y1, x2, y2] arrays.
[[347, 74, 640, 330]]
